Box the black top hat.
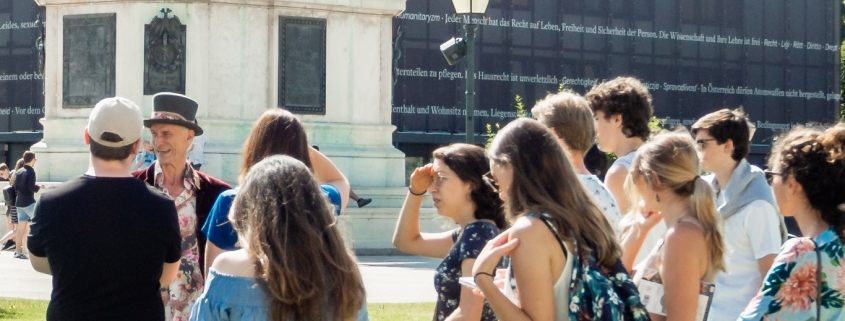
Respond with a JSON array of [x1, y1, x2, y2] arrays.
[[144, 92, 204, 135]]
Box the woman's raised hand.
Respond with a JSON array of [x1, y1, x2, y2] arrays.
[[409, 163, 434, 194], [472, 233, 520, 279], [633, 199, 663, 232]]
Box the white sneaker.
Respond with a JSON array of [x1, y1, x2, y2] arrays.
[[13, 252, 28, 259]]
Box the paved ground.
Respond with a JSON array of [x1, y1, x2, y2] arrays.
[[0, 249, 440, 304], [357, 255, 440, 303], [0, 249, 51, 301]]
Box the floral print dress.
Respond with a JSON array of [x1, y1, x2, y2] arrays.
[[155, 163, 205, 321], [739, 227, 845, 320], [433, 220, 500, 321]]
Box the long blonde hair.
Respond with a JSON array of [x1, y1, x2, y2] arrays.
[[488, 118, 621, 267], [231, 155, 365, 320], [626, 131, 726, 272]]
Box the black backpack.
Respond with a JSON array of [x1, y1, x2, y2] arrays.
[[3, 184, 16, 209]]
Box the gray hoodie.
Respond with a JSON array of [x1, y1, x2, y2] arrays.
[[703, 159, 787, 241]]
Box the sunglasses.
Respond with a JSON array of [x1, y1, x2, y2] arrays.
[[695, 138, 717, 149], [763, 170, 783, 185], [483, 171, 500, 193]]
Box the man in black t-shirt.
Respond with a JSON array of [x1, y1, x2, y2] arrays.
[[28, 97, 181, 321]]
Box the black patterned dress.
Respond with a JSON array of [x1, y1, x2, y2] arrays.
[[433, 221, 500, 321]]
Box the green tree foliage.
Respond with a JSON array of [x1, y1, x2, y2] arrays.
[[485, 83, 576, 146], [484, 95, 523, 148], [648, 116, 666, 132], [484, 83, 665, 148], [483, 84, 666, 169]]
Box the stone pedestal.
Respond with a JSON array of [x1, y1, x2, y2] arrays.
[[32, 0, 407, 189], [31, 0, 450, 253]]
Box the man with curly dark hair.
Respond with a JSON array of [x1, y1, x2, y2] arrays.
[[585, 77, 653, 214], [585, 77, 662, 266]]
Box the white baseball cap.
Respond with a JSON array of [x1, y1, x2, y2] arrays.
[[87, 97, 143, 147]]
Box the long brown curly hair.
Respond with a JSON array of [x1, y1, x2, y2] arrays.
[[769, 123, 845, 239], [231, 155, 365, 320]]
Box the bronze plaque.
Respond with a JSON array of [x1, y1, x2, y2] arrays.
[[62, 13, 116, 109], [278, 17, 326, 115], [144, 8, 186, 95]]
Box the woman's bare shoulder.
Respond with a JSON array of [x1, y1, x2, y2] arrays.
[[211, 249, 257, 278]]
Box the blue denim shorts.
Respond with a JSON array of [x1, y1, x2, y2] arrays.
[[16, 203, 35, 222]]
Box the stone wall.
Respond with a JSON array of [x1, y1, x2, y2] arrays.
[[33, 0, 407, 188]]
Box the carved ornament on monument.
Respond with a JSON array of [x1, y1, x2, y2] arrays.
[[144, 8, 186, 95]]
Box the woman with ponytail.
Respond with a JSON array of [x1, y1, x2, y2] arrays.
[[739, 123, 845, 320], [189, 155, 367, 321], [621, 130, 725, 320]]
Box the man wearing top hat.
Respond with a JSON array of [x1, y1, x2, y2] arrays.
[[133, 92, 230, 320]]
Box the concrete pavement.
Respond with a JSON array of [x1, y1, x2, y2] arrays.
[[0, 249, 440, 304], [357, 255, 439, 303], [0, 249, 51, 301]]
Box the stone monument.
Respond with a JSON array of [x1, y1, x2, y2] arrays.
[[32, 0, 440, 252]]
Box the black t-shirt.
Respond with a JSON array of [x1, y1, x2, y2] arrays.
[[28, 175, 181, 321]]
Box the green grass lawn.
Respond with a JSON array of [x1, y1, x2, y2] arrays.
[[368, 302, 434, 321], [0, 298, 433, 321], [0, 298, 49, 321]]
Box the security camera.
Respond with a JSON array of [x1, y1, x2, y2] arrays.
[[440, 37, 467, 65]]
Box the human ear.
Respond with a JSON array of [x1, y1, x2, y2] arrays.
[[786, 175, 803, 199], [650, 174, 663, 190], [723, 139, 735, 155], [612, 114, 623, 127], [83, 128, 91, 146], [132, 139, 142, 152]]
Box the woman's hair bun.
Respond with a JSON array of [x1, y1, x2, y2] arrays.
[[820, 123, 845, 164]]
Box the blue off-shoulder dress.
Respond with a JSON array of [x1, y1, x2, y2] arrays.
[[202, 185, 342, 251], [190, 269, 370, 321]]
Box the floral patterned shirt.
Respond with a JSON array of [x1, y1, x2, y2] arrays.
[[433, 220, 500, 321], [739, 227, 845, 321], [577, 174, 622, 236], [154, 162, 204, 321]]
